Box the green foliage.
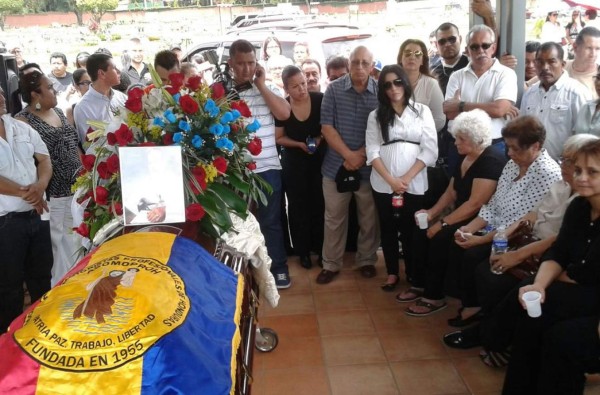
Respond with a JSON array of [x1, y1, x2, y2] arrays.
[[0, 0, 24, 13], [77, 0, 117, 23]]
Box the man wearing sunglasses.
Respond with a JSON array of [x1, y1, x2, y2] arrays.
[[443, 24, 517, 155], [431, 22, 469, 96]]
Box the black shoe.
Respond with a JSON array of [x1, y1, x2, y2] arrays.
[[299, 255, 312, 269], [359, 265, 376, 278], [447, 310, 483, 328], [443, 330, 481, 349]]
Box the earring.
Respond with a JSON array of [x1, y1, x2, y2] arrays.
[[35, 102, 41, 111]]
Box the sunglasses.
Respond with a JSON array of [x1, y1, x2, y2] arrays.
[[403, 50, 423, 58], [382, 78, 403, 90], [77, 81, 92, 87], [469, 42, 493, 51], [437, 36, 458, 46]]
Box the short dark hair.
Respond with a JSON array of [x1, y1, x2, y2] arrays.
[[576, 26, 600, 46], [435, 22, 460, 37], [86, 53, 113, 81], [19, 70, 44, 104], [502, 115, 546, 148], [585, 9, 597, 20], [537, 41, 564, 60], [281, 65, 303, 88], [230, 39, 256, 58], [50, 52, 67, 65], [154, 50, 179, 71], [114, 72, 131, 93], [325, 56, 348, 77], [72, 68, 89, 85], [95, 47, 113, 57], [525, 41, 541, 53], [18, 62, 42, 77], [301, 58, 321, 74], [75, 51, 90, 69]]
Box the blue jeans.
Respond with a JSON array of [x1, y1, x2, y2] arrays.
[[256, 170, 288, 275], [0, 211, 53, 333]]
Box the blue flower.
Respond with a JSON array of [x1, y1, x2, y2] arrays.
[[192, 135, 203, 148], [209, 123, 224, 136], [179, 120, 191, 132], [246, 119, 261, 132], [164, 109, 177, 123], [216, 137, 234, 151], [220, 111, 234, 125], [223, 125, 230, 134], [173, 132, 184, 143], [204, 99, 220, 117], [231, 109, 241, 120], [153, 117, 165, 127], [173, 93, 181, 104]]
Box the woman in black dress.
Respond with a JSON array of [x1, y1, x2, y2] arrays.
[[275, 65, 324, 269]]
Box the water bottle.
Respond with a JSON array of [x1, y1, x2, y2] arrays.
[[306, 136, 317, 154], [391, 193, 403, 219], [491, 225, 508, 274]]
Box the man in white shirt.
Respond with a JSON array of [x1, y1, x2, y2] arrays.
[[565, 26, 600, 100], [443, 24, 518, 155], [228, 39, 292, 289], [73, 53, 126, 145], [521, 42, 590, 161], [0, 85, 53, 334]]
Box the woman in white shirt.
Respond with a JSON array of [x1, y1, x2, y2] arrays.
[[366, 64, 438, 291], [541, 11, 566, 47]]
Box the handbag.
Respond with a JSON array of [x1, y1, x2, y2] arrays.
[[335, 165, 361, 193], [506, 220, 541, 280]]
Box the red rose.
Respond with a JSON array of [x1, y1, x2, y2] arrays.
[[213, 156, 228, 173], [82, 154, 96, 171], [211, 82, 225, 99], [128, 87, 144, 101], [165, 86, 179, 96], [139, 142, 157, 146], [169, 73, 185, 90], [231, 100, 251, 117], [185, 203, 206, 221], [179, 95, 199, 115], [106, 154, 120, 174], [106, 132, 117, 145], [190, 166, 206, 194], [144, 84, 155, 94], [78, 189, 93, 204], [115, 124, 134, 146], [125, 97, 143, 113], [247, 137, 262, 156], [94, 186, 109, 205], [83, 211, 92, 220], [96, 162, 111, 179], [75, 222, 90, 238], [162, 133, 174, 145], [109, 201, 123, 216], [186, 75, 202, 91], [230, 123, 239, 133], [246, 162, 257, 171]]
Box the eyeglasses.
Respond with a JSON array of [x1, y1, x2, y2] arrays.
[[382, 78, 403, 90], [551, 13, 558, 16], [559, 156, 574, 166], [469, 43, 493, 52], [403, 50, 423, 58], [437, 36, 458, 46], [350, 60, 372, 69], [77, 81, 92, 87]]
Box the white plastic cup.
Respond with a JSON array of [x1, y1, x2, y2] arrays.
[[522, 291, 542, 318], [415, 212, 428, 229]]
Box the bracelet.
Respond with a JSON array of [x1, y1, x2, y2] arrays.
[[440, 219, 449, 228], [458, 101, 466, 113]]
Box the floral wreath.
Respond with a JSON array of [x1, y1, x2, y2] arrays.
[[72, 66, 270, 249]]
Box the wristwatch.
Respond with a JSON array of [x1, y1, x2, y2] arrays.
[[458, 101, 466, 113]]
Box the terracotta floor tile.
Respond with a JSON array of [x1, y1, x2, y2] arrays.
[[321, 334, 387, 366], [452, 356, 505, 394], [328, 363, 399, 395], [378, 329, 449, 361], [317, 309, 375, 336], [370, 308, 432, 332], [252, 366, 331, 395], [390, 359, 468, 395], [259, 336, 324, 370], [283, 271, 312, 295], [311, 270, 360, 293], [361, 289, 402, 310], [314, 290, 366, 312], [260, 292, 315, 317], [258, 313, 319, 338]]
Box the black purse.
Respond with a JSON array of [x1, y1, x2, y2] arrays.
[[507, 220, 541, 280]]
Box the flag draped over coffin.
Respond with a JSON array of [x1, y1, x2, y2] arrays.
[[0, 232, 244, 395]]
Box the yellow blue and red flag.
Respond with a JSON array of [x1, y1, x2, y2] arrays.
[[0, 232, 244, 395]]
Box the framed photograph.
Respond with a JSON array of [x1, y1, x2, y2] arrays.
[[119, 146, 186, 226]]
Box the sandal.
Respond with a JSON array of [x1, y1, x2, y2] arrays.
[[479, 349, 511, 368], [395, 287, 424, 303], [405, 299, 448, 316]]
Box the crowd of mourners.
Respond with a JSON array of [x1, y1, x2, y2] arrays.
[[1, 2, 600, 393]]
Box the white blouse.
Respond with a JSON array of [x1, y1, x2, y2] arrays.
[[366, 101, 438, 195], [413, 75, 446, 132]]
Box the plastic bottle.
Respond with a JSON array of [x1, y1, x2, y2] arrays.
[[391, 193, 403, 219], [306, 136, 317, 154], [491, 225, 509, 256]]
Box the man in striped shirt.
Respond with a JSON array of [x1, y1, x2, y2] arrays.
[[228, 39, 292, 289]]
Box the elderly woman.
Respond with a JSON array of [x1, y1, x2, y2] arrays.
[[574, 66, 600, 136], [443, 116, 562, 326], [275, 66, 324, 269], [477, 138, 600, 394], [442, 134, 598, 358], [366, 64, 437, 291], [16, 71, 82, 286], [402, 109, 506, 313]]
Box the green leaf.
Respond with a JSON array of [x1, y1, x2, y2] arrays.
[[225, 173, 250, 194], [207, 183, 248, 217], [196, 193, 232, 230]]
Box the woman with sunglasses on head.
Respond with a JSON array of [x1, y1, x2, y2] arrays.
[[566, 9, 585, 59], [15, 71, 82, 287], [366, 64, 438, 291], [541, 10, 567, 48], [65, 68, 92, 126]]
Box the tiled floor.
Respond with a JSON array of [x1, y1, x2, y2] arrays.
[[252, 254, 600, 395]]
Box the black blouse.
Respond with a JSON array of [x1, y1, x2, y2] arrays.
[[541, 197, 600, 286], [275, 92, 323, 156]]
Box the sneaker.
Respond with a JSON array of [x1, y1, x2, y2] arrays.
[[274, 272, 291, 289]]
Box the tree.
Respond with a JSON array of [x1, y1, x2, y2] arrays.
[[65, 0, 85, 26], [77, 0, 118, 25], [0, 0, 23, 31]]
